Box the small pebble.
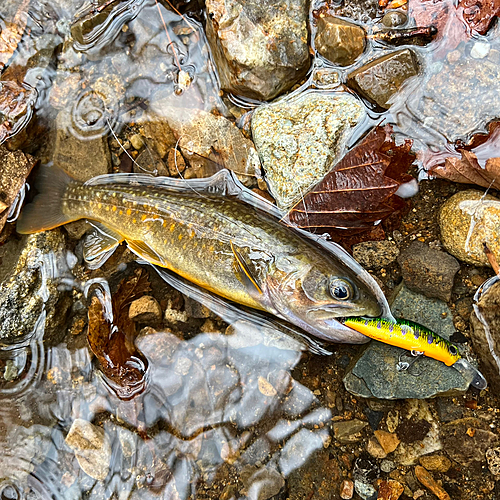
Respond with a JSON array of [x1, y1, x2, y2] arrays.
[[419, 454, 451, 473], [340, 479, 354, 499], [377, 479, 404, 500], [414, 465, 451, 500], [486, 447, 500, 475], [470, 41, 490, 59], [380, 459, 395, 473], [374, 430, 400, 454], [129, 296, 162, 324], [129, 134, 144, 150], [381, 10, 407, 27]]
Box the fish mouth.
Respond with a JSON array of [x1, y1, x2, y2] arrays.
[[306, 307, 380, 338]]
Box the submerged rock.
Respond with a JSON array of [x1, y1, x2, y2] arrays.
[[397, 241, 460, 302], [347, 49, 419, 110], [205, 0, 310, 101], [352, 240, 400, 270], [440, 417, 499, 466], [439, 190, 500, 267], [0, 230, 72, 343], [251, 91, 365, 210], [65, 418, 112, 481], [315, 16, 366, 67], [470, 278, 500, 393], [343, 286, 469, 399], [0, 144, 35, 233], [148, 106, 262, 185]]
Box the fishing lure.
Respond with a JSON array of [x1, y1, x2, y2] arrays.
[[342, 317, 488, 390]]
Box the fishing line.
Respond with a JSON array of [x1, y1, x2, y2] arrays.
[[106, 118, 146, 173]]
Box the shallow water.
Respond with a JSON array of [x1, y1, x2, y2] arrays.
[[1, 0, 500, 498]]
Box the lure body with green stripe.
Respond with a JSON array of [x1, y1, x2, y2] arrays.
[[343, 317, 461, 366]]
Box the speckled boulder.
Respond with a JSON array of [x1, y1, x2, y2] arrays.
[[251, 91, 365, 210], [205, 0, 310, 101], [439, 190, 500, 267]]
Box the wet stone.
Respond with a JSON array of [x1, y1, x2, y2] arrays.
[[0, 230, 71, 343], [65, 418, 111, 481], [374, 430, 400, 454], [397, 241, 460, 302], [352, 240, 400, 269], [252, 91, 365, 210], [134, 148, 169, 177], [419, 454, 451, 473], [470, 279, 500, 393], [340, 479, 354, 499], [333, 419, 368, 443], [52, 110, 111, 181], [128, 296, 162, 324], [240, 464, 285, 500], [377, 479, 404, 500], [439, 190, 500, 267], [381, 11, 408, 28], [354, 480, 377, 500], [435, 397, 464, 422], [347, 49, 419, 110], [367, 436, 387, 459], [314, 16, 366, 67], [205, 0, 309, 100], [414, 465, 451, 500], [440, 417, 499, 466]]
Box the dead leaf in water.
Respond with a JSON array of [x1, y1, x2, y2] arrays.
[[430, 150, 500, 188], [87, 268, 151, 399], [285, 125, 415, 234]]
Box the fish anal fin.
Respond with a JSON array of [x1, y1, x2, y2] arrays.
[[127, 239, 166, 267], [83, 223, 124, 269], [230, 241, 263, 295]]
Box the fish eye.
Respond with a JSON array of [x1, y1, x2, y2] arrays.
[[329, 279, 354, 300], [449, 345, 458, 355]]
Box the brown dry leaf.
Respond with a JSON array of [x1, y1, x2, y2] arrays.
[[285, 125, 415, 235], [430, 150, 500, 189], [0, 0, 30, 72], [87, 268, 151, 399]]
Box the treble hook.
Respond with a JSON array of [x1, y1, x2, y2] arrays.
[[396, 350, 424, 375]]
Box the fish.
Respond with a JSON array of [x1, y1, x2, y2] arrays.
[[16, 167, 391, 344], [342, 316, 488, 389]]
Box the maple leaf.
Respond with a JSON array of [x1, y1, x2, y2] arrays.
[[285, 125, 415, 236], [87, 268, 151, 400]]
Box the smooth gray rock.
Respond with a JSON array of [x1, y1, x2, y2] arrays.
[[252, 91, 365, 210], [205, 0, 310, 100], [397, 241, 460, 302], [343, 286, 470, 399]]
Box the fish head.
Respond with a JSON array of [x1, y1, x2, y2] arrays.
[[266, 251, 385, 343]]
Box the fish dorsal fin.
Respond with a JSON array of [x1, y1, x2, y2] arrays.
[[230, 240, 263, 296], [126, 239, 166, 268], [83, 223, 124, 269], [84, 169, 284, 219]]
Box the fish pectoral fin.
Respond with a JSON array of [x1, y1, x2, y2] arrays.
[[127, 239, 165, 267], [83, 223, 124, 269], [230, 241, 263, 295]]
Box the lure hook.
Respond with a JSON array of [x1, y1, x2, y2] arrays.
[[396, 350, 424, 374]]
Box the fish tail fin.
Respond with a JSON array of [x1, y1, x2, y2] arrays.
[[17, 165, 80, 234]]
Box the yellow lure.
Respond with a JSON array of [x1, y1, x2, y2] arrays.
[[342, 317, 461, 366]]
